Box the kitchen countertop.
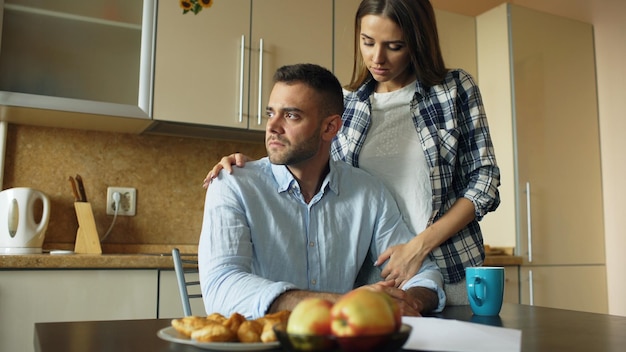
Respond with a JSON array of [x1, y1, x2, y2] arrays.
[[484, 254, 523, 266], [0, 244, 197, 269], [0, 246, 522, 269], [0, 253, 185, 269]]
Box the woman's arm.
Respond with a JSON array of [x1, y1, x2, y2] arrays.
[[376, 198, 476, 287]]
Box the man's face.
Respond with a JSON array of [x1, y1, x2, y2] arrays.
[[265, 81, 324, 166]]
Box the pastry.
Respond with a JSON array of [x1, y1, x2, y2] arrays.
[[237, 320, 264, 343], [191, 322, 237, 342]]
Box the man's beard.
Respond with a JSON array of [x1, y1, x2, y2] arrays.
[[267, 129, 321, 165]]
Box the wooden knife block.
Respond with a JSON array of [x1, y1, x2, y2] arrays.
[[74, 202, 102, 254]]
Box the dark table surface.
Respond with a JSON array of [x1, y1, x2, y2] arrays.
[[34, 303, 626, 352]]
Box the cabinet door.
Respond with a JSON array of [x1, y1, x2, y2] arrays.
[[504, 266, 520, 304], [0, 270, 157, 352], [0, 0, 155, 122], [333, 0, 361, 86], [158, 269, 206, 318], [153, 0, 251, 128], [248, 0, 333, 131], [520, 265, 608, 314], [511, 5, 605, 266]]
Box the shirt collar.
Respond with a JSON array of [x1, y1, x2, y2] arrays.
[[356, 77, 428, 101], [270, 160, 340, 196]]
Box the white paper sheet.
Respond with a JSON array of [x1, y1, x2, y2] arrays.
[[401, 317, 522, 352]]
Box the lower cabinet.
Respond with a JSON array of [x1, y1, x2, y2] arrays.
[[0, 270, 157, 352], [158, 269, 205, 318], [503, 266, 520, 304], [519, 265, 608, 314]]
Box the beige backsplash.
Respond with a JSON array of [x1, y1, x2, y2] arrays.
[[3, 123, 266, 251]]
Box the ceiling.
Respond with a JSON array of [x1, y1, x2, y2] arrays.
[[430, 0, 509, 16], [429, 0, 593, 23]]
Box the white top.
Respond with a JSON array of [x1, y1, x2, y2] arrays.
[[359, 81, 433, 234]]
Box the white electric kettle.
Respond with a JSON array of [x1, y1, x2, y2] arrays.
[[0, 187, 50, 254]]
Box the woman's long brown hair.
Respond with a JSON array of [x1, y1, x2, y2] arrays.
[[346, 0, 448, 91]]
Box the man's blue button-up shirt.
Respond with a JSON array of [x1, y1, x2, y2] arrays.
[[199, 157, 445, 318]]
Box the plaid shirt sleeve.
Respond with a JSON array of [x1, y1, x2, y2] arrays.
[[332, 71, 501, 283]]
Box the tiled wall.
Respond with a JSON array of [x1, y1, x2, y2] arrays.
[[2, 124, 266, 251]]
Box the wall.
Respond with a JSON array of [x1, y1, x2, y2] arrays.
[[2, 124, 266, 249]]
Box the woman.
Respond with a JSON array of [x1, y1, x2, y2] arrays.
[[204, 0, 500, 305]]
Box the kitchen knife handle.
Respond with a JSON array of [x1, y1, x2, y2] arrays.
[[75, 174, 87, 202], [239, 34, 245, 124], [257, 38, 264, 127], [69, 176, 80, 202], [525, 181, 533, 263]]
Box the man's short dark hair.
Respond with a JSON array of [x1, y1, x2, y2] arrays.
[[273, 63, 344, 118]]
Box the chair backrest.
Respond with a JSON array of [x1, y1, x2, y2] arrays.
[[171, 248, 202, 316]]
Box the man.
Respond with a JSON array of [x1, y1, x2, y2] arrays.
[[198, 63, 445, 319]]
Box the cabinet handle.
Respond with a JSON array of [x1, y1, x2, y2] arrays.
[[239, 35, 245, 123], [529, 269, 534, 306], [526, 181, 533, 263], [257, 38, 264, 126]]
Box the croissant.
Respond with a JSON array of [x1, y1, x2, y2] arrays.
[[191, 322, 237, 342], [170, 310, 291, 343]]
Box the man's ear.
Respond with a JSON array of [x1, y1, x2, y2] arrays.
[[321, 114, 341, 141]]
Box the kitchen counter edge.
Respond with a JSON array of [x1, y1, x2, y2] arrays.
[[0, 253, 189, 269], [1, 253, 521, 270]]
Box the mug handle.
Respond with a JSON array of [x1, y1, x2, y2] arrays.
[[468, 276, 487, 306]]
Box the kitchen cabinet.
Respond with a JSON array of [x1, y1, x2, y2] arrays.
[[476, 4, 607, 313], [504, 266, 520, 304], [0, 269, 157, 352], [158, 269, 205, 318], [519, 266, 607, 313], [151, 0, 332, 136], [0, 0, 157, 133], [333, 0, 360, 86]]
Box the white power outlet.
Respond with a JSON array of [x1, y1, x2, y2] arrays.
[[106, 187, 137, 216]]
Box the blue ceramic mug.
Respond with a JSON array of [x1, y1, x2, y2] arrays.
[[466, 266, 505, 316]]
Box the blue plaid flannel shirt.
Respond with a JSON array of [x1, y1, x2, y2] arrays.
[[331, 69, 501, 283]]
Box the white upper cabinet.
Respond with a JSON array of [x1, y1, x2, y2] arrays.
[[152, 0, 333, 134], [0, 0, 156, 132], [152, 0, 251, 131], [248, 0, 333, 131]]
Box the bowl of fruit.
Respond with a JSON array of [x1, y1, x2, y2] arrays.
[[274, 290, 412, 352]]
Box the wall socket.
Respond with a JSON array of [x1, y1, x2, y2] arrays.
[[106, 187, 136, 216]]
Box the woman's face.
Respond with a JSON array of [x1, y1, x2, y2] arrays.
[[359, 14, 413, 92]]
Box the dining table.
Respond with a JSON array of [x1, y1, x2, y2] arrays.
[[34, 303, 626, 352]]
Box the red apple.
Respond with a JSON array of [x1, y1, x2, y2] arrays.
[[330, 289, 399, 337], [286, 297, 333, 335], [378, 289, 402, 330]]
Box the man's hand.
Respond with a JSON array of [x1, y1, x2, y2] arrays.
[[202, 153, 250, 188], [360, 281, 428, 317]]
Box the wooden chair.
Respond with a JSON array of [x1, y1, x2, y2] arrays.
[[171, 248, 202, 316]]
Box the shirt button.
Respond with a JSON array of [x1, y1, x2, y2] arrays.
[[311, 279, 317, 285], [309, 241, 315, 247]]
